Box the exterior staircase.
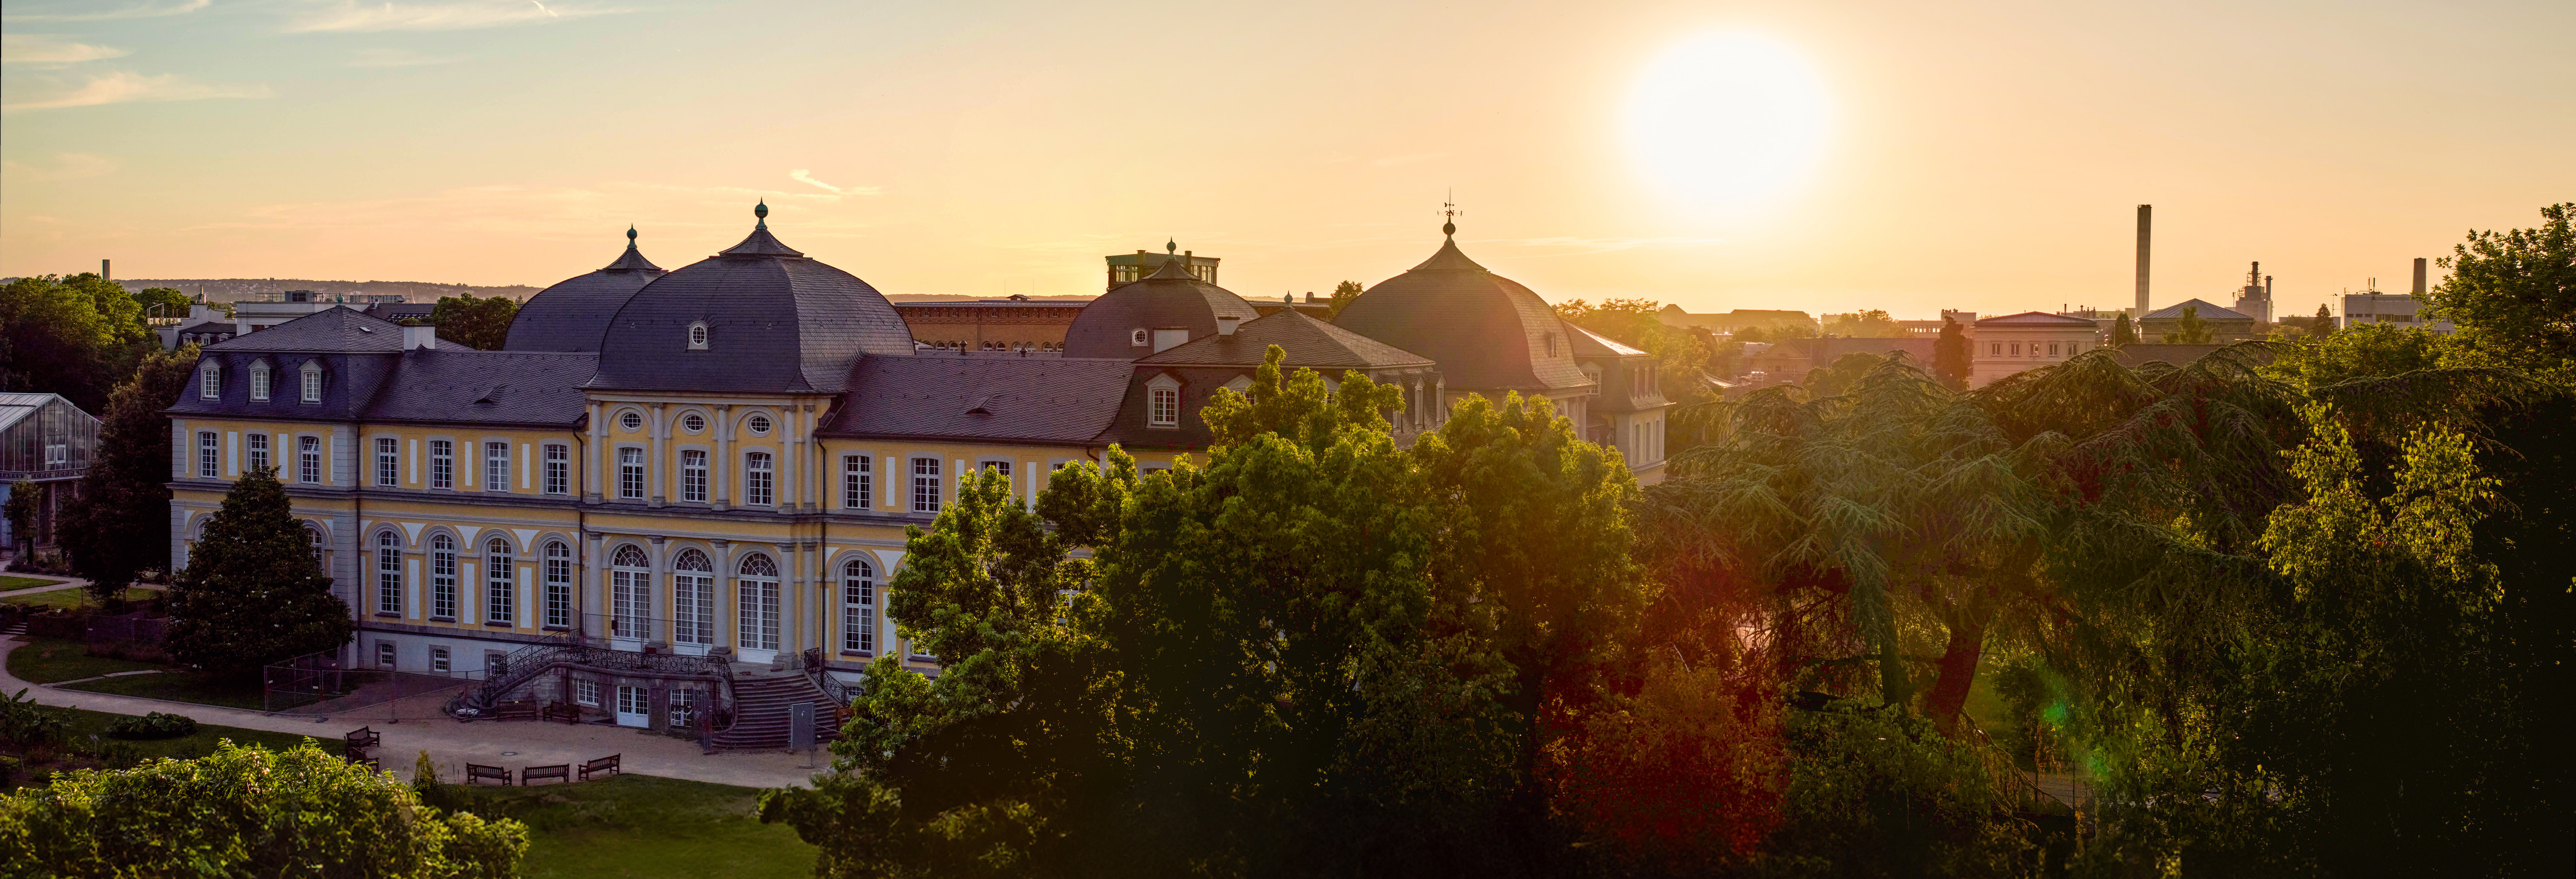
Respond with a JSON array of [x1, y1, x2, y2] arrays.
[[710, 671, 843, 752]]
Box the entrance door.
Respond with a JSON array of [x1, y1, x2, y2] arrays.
[[614, 685, 650, 728]]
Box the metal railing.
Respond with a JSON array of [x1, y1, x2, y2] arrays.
[[800, 648, 856, 707], [444, 633, 736, 720]]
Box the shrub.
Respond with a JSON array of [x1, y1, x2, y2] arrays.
[[103, 711, 197, 740], [0, 689, 68, 748], [1761, 702, 2039, 877]]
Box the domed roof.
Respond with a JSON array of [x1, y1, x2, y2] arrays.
[[1333, 229, 1593, 394], [504, 228, 666, 352], [588, 205, 915, 393], [1061, 252, 1261, 359]]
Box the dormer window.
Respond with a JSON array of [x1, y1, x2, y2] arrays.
[[1131, 328, 1149, 347], [1146, 374, 1182, 429], [199, 363, 220, 399], [250, 364, 272, 401], [300, 362, 326, 403], [688, 322, 710, 350]]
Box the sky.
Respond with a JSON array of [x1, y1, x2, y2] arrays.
[[2, 0, 2569, 320]]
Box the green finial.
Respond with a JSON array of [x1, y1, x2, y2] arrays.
[[754, 200, 769, 229], [627, 224, 638, 243], [1166, 238, 1176, 255]]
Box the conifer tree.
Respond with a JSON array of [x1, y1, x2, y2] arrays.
[[163, 467, 355, 677], [1931, 316, 1972, 389], [2160, 304, 2215, 343], [2310, 303, 2337, 337], [62, 344, 199, 603], [2111, 311, 2139, 345]]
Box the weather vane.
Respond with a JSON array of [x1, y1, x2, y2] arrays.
[[1441, 188, 1461, 237]]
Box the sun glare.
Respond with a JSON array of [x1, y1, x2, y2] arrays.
[[1624, 31, 1831, 207]]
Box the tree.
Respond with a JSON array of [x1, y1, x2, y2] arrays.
[[163, 468, 355, 677], [1820, 309, 1904, 338], [61, 344, 199, 603], [2110, 311, 2139, 346], [1931, 317, 1971, 389], [1326, 280, 1365, 319], [0, 273, 151, 411], [2421, 202, 2575, 375], [430, 293, 520, 350], [3, 478, 39, 555], [0, 739, 527, 876], [131, 286, 191, 322], [2160, 304, 2214, 343], [1555, 297, 1710, 373], [2309, 303, 2337, 338]]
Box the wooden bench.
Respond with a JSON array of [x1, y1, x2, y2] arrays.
[[489, 699, 539, 722], [520, 763, 571, 785], [345, 727, 381, 751], [464, 763, 512, 786], [540, 702, 582, 724], [578, 754, 620, 782]]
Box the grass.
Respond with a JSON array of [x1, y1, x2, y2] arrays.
[[440, 774, 819, 878], [5, 704, 327, 790], [0, 576, 62, 591], [6, 638, 174, 684], [0, 587, 156, 609], [60, 671, 270, 711]]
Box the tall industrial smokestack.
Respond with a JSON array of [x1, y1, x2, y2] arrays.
[[2412, 258, 2428, 294], [101, 259, 111, 282], [2134, 205, 2152, 316]]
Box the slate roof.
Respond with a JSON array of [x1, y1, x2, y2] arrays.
[[1136, 310, 1433, 369], [1333, 234, 1595, 394], [1565, 323, 1649, 358], [820, 355, 1135, 444], [1061, 256, 1262, 359], [505, 234, 670, 353], [204, 307, 406, 353], [2142, 299, 2252, 322], [1976, 311, 2099, 327], [588, 211, 915, 394], [358, 350, 598, 427]]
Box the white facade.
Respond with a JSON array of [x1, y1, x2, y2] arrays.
[[2340, 293, 2454, 334], [1970, 312, 2100, 388]]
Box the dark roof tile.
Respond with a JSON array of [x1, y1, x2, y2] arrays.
[[821, 355, 1133, 444], [1333, 235, 1594, 394], [1136, 310, 1433, 369], [204, 307, 405, 353]]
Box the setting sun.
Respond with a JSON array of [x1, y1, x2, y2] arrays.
[[1623, 31, 1832, 207]]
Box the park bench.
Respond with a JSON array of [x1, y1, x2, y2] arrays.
[[540, 702, 582, 724], [464, 763, 512, 786], [342, 746, 378, 770], [345, 727, 380, 751], [578, 754, 621, 781], [521, 763, 571, 785], [489, 699, 539, 721]]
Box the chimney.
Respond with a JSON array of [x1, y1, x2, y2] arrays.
[[402, 324, 437, 350], [101, 259, 111, 282], [1217, 315, 1240, 336], [2134, 205, 2152, 316], [2412, 258, 2428, 294]]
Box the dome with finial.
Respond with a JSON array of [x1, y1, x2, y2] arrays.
[[1332, 220, 1591, 394], [1061, 249, 1261, 359], [589, 204, 914, 392], [504, 228, 670, 351]]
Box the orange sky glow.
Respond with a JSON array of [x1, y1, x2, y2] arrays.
[[3, 0, 2568, 320]]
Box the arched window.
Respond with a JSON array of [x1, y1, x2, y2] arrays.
[[542, 541, 572, 628], [737, 553, 780, 652], [376, 530, 402, 615], [430, 534, 458, 620], [610, 545, 652, 641], [305, 522, 325, 568], [673, 549, 714, 648], [687, 322, 710, 350], [485, 537, 515, 626], [841, 557, 876, 654]]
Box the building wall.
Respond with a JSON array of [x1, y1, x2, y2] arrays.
[[1970, 327, 2098, 388], [895, 303, 1083, 352]]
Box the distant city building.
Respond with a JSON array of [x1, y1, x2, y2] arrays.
[[2231, 262, 2274, 324], [1736, 337, 1937, 389], [1970, 312, 2100, 387], [2340, 292, 2452, 333], [899, 295, 1085, 353], [0, 393, 99, 557], [2139, 298, 2258, 342], [1105, 243, 1218, 289]]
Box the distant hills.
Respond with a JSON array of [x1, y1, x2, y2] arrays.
[[103, 279, 1093, 305]]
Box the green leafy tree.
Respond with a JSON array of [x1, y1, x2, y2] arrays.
[[1931, 317, 1971, 389], [61, 344, 200, 602], [0, 274, 151, 411], [163, 468, 356, 677], [1325, 280, 1365, 319], [1820, 309, 1904, 338], [2109, 311, 2139, 345], [131, 287, 191, 322], [429, 293, 521, 350], [0, 739, 526, 876], [2160, 304, 2215, 343], [2, 479, 39, 555], [2421, 202, 2575, 375]]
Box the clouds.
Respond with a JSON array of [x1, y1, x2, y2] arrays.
[[2, 70, 270, 112], [0, 0, 208, 22], [789, 169, 883, 197], [0, 34, 133, 68], [285, 1, 627, 33]]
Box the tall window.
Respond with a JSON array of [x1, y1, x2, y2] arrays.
[[610, 545, 652, 640], [429, 534, 457, 619], [842, 557, 876, 654], [681, 450, 708, 502], [911, 457, 941, 514], [484, 442, 509, 492], [375, 438, 398, 487], [199, 363, 220, 399], [375, 531, 401, 615], [1149, 387, 1179, 427], [673, 549, 714, 648], [738, 554, 780, 651], [430, 440, 453, 489], [251, 365, 271, 401], [542, 541, 572, 628], [306, 523, 326, 568], [843, 454, 871, 509], [543, 444, 569, 494], [484, 538, 515, 625], [301, 366, 324, 402], [199, 432, 220, 478], [298, 436, 322, 484], [744, 452, 773, 506], [618, 448, 645, 500], [247, 433, 270, 474]]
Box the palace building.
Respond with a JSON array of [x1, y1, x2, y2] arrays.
[[162, 204, 1666, 747]]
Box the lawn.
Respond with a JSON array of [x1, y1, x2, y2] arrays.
[[7, 638, 174, 684], [0, 587, 156, 609], [442, 774, 819, 878], [0, 576, 63, 591], [5, 704, 326, 790], [61, 670, 268, 710]]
